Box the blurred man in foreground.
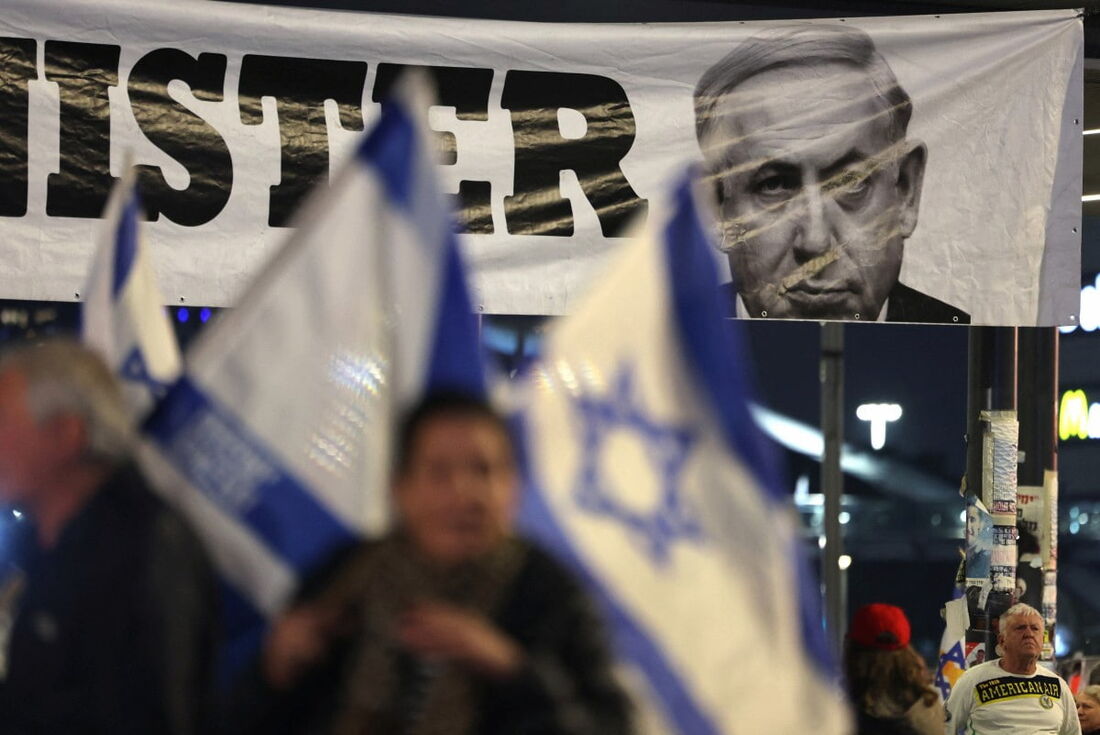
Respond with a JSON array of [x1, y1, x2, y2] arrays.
[[946, 603, 1080, 734], [235, 392, 633, 734], [0, 340, 216, 734]]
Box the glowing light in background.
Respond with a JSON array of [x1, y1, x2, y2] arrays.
[[1055, 629, 1069, 657], [855, 403, 903, 450]]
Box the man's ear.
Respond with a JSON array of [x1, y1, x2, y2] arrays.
[[896, 141, 927, 238]]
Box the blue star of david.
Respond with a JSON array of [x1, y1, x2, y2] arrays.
[[934, 640, 967, 700], [120, 347, 170, 399], [572, 364, 704, 565]]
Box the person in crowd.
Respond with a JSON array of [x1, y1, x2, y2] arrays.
[[693, 24, 969, 324], [946, 602, 1080, 734], [0, 340, 216, 734], [1078, 685, 1100, 735], [844, 603, 943, 735], [231, 391, 634, 734]]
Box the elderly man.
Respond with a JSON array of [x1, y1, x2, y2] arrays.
[[232, 392, 633, 734], [946, 603, 1080, 734], [0, 340, 216, 734], [694, 23, 970, 324]]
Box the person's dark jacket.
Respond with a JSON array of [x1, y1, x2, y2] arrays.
[[227, 539, 634, 735], [0, 463, 217, 734], [856, 710, 923, 735]]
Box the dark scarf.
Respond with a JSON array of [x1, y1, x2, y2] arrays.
[[321, 534, 526, 735]]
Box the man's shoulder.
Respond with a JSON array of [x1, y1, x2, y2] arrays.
[[499, 539, 599, 625], [90, 464, 215, 590], [1035, 662, 1073, 689], [951, 660, 1002, 693], [99, 464, 205, 549], [886, 282, 971, 324]]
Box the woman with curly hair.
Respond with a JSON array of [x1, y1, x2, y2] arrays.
[[844, 603, 943, 735]]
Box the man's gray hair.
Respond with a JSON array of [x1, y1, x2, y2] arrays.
[[693, 23, 913, 157], [0, 339, 133, 464], [1001, 602, 1044, 629]]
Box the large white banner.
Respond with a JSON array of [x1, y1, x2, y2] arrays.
[[0, 1, 1082, 325]]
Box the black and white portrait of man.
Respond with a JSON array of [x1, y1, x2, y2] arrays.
[[694, 24, 970, 323]]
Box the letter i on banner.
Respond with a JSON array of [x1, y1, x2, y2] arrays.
[[517, 168, 850, 734], [81, 165, 181, 419], [139, 72, 485, 682]]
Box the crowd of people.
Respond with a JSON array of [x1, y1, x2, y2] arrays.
[[845, 600, 1094, 735], [0, 340, 632, 733], [0, 339, 1094, 735]]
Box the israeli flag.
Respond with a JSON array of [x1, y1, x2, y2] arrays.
[[935, 594, 969, 701], [140, 78, 484, 676], [82, 170, 181, 418], [518, 172, 850, 734]]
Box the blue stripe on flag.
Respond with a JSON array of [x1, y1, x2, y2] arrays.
[[521, 490, 719, 734], [425, 238, 487, 397], [662, 176, 783, 502], [357, 100, 415, 208], [357, 93, 485, 398], [112, 192, 141, 297], [515, 418, 719, 735], [144, 377, 359, 573], [662, 173, 838, 677]]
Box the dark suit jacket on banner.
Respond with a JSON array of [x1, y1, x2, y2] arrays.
[[721, 281, 970, 324]]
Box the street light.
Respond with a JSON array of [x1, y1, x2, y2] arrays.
[[856, 403, 903, 450]]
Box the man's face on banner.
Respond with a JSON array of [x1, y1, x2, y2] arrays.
[[711, 62, 926, 320]]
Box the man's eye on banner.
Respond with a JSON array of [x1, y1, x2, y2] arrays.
[[694, 23, 970, 325]]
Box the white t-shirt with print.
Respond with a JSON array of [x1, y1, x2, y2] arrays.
[[944, 659, 1081, 735]]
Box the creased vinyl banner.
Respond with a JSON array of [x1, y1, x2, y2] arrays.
[[0, 1, 1082, 324]]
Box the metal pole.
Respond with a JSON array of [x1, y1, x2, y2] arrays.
[[1017, 328, 1039, 489], [964, 328, 992, 500], [985, 327, 1018, 619], [1045, 329, 1059, 475], [1045, 330, 1059, 659], [963, 327, 988, 650], [964, 326, 1018, 648], [1038, 330, 1056, 655], [821, 322, 845, 653]]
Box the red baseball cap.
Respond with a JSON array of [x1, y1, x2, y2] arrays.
[[849, 603, 911, 651]]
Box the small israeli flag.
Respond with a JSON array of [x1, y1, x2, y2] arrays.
[[140, 76, 484, 677], [82, 170, 180, 418], [517, 171, 850, 733], [935, 595, 969, 701]]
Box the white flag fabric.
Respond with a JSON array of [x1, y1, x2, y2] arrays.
[[935, 595, 970, 701], [140, 79, 485, 676], [517, 172, 850, 733], [81, 170, 180, 418]]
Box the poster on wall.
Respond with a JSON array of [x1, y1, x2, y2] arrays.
[[0, 0, 1082, 325]]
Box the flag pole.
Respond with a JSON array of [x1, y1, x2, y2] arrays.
[[821, 321, 845, 654]]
